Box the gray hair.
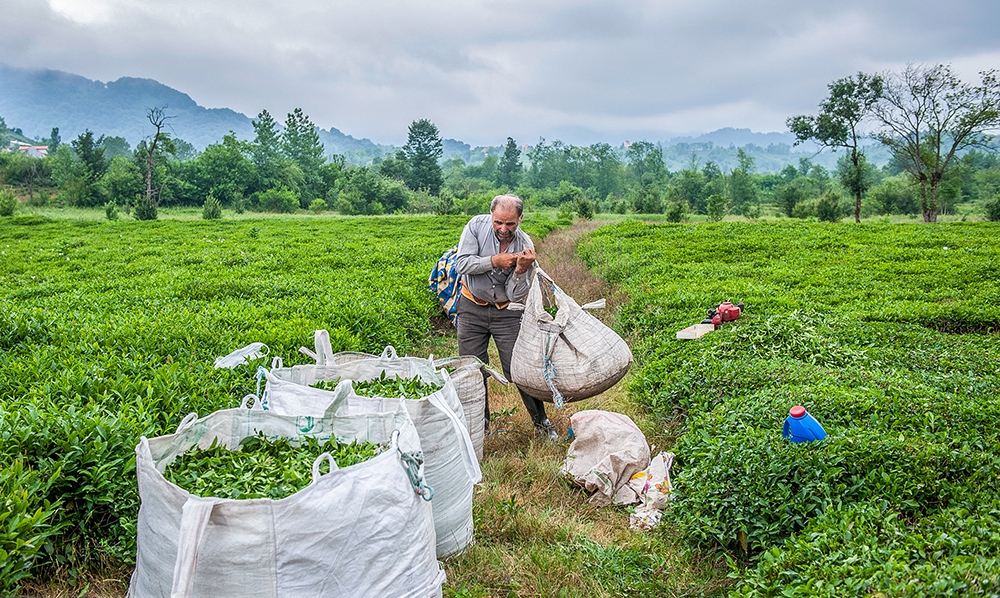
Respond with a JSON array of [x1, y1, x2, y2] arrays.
[[490, 194, 524, 217]]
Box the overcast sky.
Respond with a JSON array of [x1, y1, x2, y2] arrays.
[[3, 0, 999, 147]]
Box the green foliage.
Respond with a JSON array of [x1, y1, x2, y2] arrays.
[[0, 461, 61, 595], [202, 193, 223, 220], [257, 187, 299, 213], [984, 196, 1000, 221], [133, 193, 158, 220], [351, 372, 443, 400], [403, 119, 444, 195], [309, 198, 327, 213], [664, 200, 686, 222], [575, 195, 594, 220], [0, 215, 478, 584], [104, 200, 118, 221], [815, 190, 843, 222], [577, 220, 1000, 592], [706, 193, 726, 222], [164, 433, 382, 500], [0, 187, 16, 217]]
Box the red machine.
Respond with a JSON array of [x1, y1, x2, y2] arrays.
[[702, 301, 744, 329]]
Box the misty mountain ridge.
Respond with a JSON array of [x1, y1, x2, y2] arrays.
[[1, 64, 865, 171]]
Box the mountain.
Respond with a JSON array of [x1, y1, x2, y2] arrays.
[[0, 64, 389, 160]]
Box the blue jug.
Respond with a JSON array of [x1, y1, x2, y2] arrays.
[[783, 406, 827, 442]]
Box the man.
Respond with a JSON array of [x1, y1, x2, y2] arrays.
[[455, 194, 558, 441]]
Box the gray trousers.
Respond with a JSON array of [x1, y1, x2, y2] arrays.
[[456, 295, 549, 427]]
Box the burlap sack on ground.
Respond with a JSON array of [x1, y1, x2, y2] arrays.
[[129, 404, 443, 598], [560, 410, 650, 506], [511, 269, 632, 408]]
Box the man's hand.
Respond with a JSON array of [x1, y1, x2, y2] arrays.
[[492, 252, 519, 269], [515, 248, 536, 274]]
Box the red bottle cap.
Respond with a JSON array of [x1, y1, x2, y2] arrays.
[[789, 406, 806, 418]]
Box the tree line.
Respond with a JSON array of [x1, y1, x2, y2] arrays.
[[1, 62, 999, 222]]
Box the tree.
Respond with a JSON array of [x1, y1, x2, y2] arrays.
[[47, 127, 61, 154], [872, 63, 1000, 222], [69, 130, 108, 206], [727, 149, 759, 216], [626, 141, 668, 184], [403, 119, 444, 195], [496, 137, 522, 189], [251, 109, 287, 193], [282, 108, 326, 203], [788, 72, 884, 222], [137, 107, 176, 220]]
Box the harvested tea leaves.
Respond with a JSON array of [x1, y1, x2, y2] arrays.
[[311, 377, 342, 391], [351, 371, 442, 400], [164, 432, 384, 500]]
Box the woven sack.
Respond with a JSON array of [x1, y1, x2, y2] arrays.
[[432, 356, 508, 461], [128, 402, 443, 598], [261, 347, 481, 559], [511, 269, 633, 407]]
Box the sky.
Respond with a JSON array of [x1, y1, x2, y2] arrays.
[[3, 0, 999, 147]]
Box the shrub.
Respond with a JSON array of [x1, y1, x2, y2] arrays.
[[257, 187, 299, 213], [706, 194, 726, 222], [0, 187, 17, 216], [104, 200, 119, 221], [133, 193, 158, 221], [664, 200, 686, 223], [308, 198, 327, 214], [575, 196, 594, 220], [816, 191, 843, 222], [232, 192, 246, 214], [202, 194, 223, 220], [984, 196, 1000, 222]]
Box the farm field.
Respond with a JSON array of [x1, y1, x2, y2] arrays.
[[3, 212, 1000, 597], [578, 220, 1000, 596]]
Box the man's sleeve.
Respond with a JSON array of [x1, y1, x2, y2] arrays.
[[505, 233, 535, 301], [456, 219, 493, 275], [506, 261, 534, 302]]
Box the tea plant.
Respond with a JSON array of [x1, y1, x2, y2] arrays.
[[577, 220, 1000, 592], [352, 372, 443, 399], [164, 433, 383, 500]]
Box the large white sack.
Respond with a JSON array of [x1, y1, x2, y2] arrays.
[[432, 355, 508, 462], [128, 403, 443, 598], [262, 347, 481, 559], [511, 269, 633, 408], [560, 410, 651, 506], [277, 330, 500, 462]]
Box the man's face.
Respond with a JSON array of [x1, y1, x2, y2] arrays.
[[492, 208, 521, 243]]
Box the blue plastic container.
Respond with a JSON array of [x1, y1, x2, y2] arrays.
[[783, 406, 827, 442]]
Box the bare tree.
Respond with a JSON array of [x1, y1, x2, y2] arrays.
[[136, 106, 175, 220], [873, 64, 1000, 222]]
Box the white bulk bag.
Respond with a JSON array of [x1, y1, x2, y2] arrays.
[[432, 355, 508, 461], [128, 403, 443, 598], [511, 269, 633, 408], [262, 348, 481, 559]]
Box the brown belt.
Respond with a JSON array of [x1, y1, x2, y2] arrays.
[[461, 285, 509, 310]]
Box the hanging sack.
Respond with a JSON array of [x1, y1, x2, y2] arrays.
[[261, 347, 481, 559], [128, 400, 443, 598], [511, 268, 633, 407]]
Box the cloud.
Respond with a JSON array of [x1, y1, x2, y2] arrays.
[[1, 0, 998, 146]]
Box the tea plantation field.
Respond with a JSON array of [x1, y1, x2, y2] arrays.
[[578, 221, 1000, 596], [2, 213, 549, 591]]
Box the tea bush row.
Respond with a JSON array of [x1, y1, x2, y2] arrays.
[[577, 221, 1000, 594], [0, 213, 564, 585]]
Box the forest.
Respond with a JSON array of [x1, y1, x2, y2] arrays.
[[2, 64, 1000, 223]]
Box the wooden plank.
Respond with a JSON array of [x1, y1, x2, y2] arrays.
[[675, 323, 716, 340]]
